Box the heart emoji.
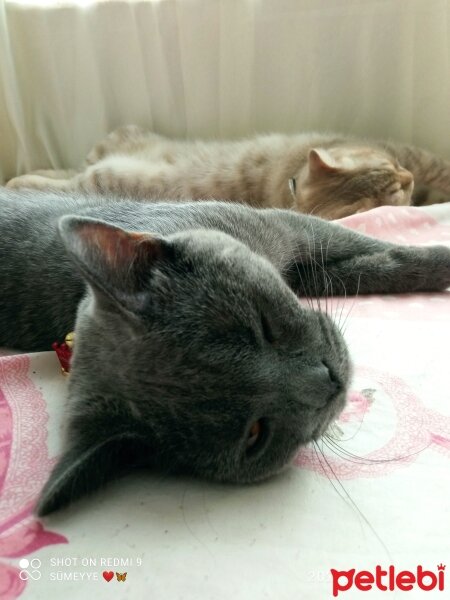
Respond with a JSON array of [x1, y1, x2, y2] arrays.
[[103, 571, 114, 582]]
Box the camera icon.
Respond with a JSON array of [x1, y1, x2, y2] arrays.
[[19, 558, 42, 581]]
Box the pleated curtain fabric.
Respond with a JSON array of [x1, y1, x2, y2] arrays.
[[0, 0, 449, 183]]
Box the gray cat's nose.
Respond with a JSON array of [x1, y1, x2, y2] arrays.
[[322, 360, 341, 393], [301, 361, 341, 408]]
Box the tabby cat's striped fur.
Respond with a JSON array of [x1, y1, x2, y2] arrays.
[[7, 127, 450, 219]]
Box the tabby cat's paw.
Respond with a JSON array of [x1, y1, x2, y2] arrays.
[[6, 174, 48, 190], [6, 174, 70, 191], [28, 168, 78, 180]]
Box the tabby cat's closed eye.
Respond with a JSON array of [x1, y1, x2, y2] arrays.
[[289, 177, 297, 199]]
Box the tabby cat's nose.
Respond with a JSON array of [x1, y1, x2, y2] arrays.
[[399, 168, 414, 188]]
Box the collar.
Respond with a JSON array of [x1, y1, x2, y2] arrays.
[[52, 332, 75, 375]]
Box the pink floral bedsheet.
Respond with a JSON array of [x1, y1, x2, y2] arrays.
[[0, 204, 449, 600]]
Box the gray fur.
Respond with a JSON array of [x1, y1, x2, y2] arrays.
[[0, 189, 449, 516]]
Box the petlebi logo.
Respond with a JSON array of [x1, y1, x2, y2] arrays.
[[331, 564, 445, 596]]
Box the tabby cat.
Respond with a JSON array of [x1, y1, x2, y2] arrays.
[[1, 189, 449, 515], [6, 127, 450, 218]]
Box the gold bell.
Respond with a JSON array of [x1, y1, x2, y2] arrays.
[[65, 331, 75, 349]]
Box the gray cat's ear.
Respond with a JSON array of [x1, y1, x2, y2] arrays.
[[308, 148, 340, 177], [58, 216, 172, 312], [35, 430, 150, 516]]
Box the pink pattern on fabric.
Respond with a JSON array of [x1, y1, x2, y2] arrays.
[[295, 365, 450, 479], [338, 205, 450, 244], [0, 355, 67, 599], [430, 433, 450, 450], [0, 565, 25, 600], [338, 390, 373, 423]]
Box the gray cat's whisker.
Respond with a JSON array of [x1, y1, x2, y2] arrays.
[[339, 272, 362, 334], [338, 273, 354, 332], [318, 240, 329, 317], [323, 433, 432, 465], [323, 232, 337, 321], [292, 235, 318, 311], [324, 269, 348, 333], [313, 441, 392, 560], [288, 243, 314, 310], [325, 406, 369, 443], [321, 436, 382, 465], [304, 224, 323, 313], [322, 435, 391, 465]]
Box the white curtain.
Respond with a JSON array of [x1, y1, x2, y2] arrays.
[[1, 0, 449, 184]]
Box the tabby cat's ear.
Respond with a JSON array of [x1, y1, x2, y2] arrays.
[[35, 429, 150, 516], [58, 216, 172, 313], [308, 148, 340, 177]]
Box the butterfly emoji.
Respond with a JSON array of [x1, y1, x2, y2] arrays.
[[116, 572, 127, 582]]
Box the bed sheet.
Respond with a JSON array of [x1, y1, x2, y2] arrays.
[[0, 204, 449, 600]]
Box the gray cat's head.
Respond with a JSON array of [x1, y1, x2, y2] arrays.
[[36, 216, 350, 515]]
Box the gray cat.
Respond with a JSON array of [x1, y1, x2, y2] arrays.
[[1, 189, 449, 516]]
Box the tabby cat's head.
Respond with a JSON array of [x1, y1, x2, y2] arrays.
[[292, 146, 414, 219], [36, 216, 350, 515]]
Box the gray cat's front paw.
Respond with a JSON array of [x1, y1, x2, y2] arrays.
[[391, 245, 450, 291], [425, 245, 450, 290]]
